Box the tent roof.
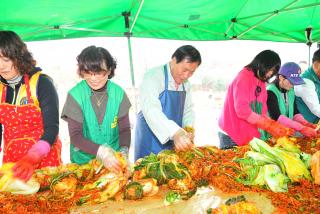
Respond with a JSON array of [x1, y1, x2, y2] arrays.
[[2, 0, 320, 43]]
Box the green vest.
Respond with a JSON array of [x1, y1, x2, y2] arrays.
[[267, 83, 295, 119], [296, 67, 320, 123], [249, 95, 265, 140], [69, 80, 124, 164]]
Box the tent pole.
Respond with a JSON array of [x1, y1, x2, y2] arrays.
[[237, 1, 299, 38], [130, 0, 145, 33], [127, 37, 135, 89], [124, 0, 144, 114], [238, 2, 320, 21], [236, 1, 320, 39], [308, 45, 311, 67], [305, 27, 312, 67], [127, 36, 138, 114], [123, 11, 138, 114]]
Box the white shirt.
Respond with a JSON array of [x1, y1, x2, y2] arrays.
[[139, 63, 194, 144], [294, 78, 320, 117]]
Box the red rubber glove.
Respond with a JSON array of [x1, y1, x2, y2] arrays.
[[300, 126, 317, 138], [293, 114, 317, 129], [12, 140, 50, 181], [12, 153, 42, 181], [256, 116, 294, 138]]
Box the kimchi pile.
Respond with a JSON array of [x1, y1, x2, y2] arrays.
[[0, 137, 319, 213]]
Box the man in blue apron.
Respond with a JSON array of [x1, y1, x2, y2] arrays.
[[134, 45, 202, 161]]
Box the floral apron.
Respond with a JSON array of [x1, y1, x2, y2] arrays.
[[0, 74, 61, 167]]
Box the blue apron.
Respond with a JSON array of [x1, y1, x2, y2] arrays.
[[134, 65, 186, 161]]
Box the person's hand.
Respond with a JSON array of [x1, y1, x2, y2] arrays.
[[256, 116, 294, 138], [293, 114, 317, 129], [119, 147, 132, 177], [303, 122, 317, 129], [184, 126, 195, 143], [297, 120, 317, 129], [12, 140, 50, 182], [316, 128, 320, 137], [267, 122, 294, 138], [300, 126, 317, 138], [173, 129, 194, 151], [12, 153, 41, 182], [96, 146, 122, 173]]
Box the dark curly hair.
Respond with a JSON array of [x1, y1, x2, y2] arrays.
[[77, 45, 117, 79], [0, 31, 36, 74]]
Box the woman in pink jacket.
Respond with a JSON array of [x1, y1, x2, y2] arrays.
[[218, 50, 294, 149]]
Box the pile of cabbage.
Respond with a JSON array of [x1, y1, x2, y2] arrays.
[[235, 137, 311, 192], [0, 163, 40, 195], [132, 150, 198, 201]]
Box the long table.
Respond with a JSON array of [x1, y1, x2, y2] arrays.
[[71, 186, 275, 214]]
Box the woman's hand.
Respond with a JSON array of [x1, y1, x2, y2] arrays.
[[96, 146, 122, 173]]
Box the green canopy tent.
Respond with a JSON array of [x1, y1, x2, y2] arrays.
[[2, 0, 320, 88], [3, 0, 320, 42]]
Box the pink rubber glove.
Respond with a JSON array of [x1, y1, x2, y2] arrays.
[[277, 115, 304, 131], [293, 114, 317, 129], [278, 115, 317, 137], [13, 140, 50, 181]]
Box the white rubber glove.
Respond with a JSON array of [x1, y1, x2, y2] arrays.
[[96, 145, 121, 173], [173, 128, 194, 151]]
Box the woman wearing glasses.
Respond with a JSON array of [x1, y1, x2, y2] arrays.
[[218, 50, 294, 149], [61, 46, 131, 173], [267, 62, 317, 138], [0, 31, 62, 181]]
